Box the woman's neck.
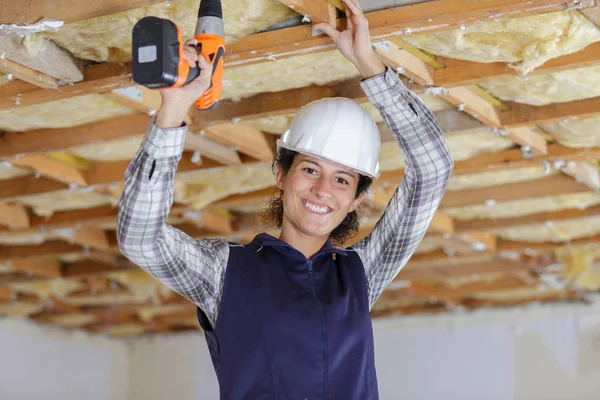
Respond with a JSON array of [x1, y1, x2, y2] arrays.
[[278, 223, 328, 260]]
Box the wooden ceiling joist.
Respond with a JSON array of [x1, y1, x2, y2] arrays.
[[501, 96, 600, 128], [0, 202, 30, 229], [224, 0, 589, 68], [276, 0, 337, 25], [0, 58, 59, 90], [0, 0, 165, 25], [440, 174, 591, 209], [435, 41, 600, 88], [0, 62, 132, 111]]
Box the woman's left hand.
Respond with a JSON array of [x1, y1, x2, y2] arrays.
[[314, 0, 386, 79]]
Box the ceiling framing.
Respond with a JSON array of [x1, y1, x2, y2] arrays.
[[1, 0, 600, 336]]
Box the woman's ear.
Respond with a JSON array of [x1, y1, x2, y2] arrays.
[[275, 162, 286, 190], [349, 191, 365, 213]]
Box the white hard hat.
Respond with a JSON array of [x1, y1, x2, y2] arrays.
[[276, 98, 381, 178]]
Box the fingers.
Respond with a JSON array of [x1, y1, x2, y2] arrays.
[[340, 0, 362, 17], [314, 22, 340, 42], [182, 45, 198, 67], [196, 53, 212, 73]]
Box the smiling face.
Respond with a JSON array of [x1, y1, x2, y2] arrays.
[[275, 153, 365, 242]]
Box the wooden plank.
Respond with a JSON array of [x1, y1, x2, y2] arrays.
[[0, 36, 83, 84], [193, 82, 339, 126], [440, 174, 591, 208], [372, 40, 435, 86], [0, 0, 165, 24], [581, 4, 600, 27], [435, 42, 600, 87], [437, 87, 547, 155], [0, 241, 81, 259], [501, 97, 600, 128], [10, 155, 88, 186], [0, 114, 151, 158], [428, 212, 454, 234], [441, 86, 502, 127], [62, 259, 132, 277], [0, 62, 132, 111], [204, 123, 275, 162], [0, 58, 58, 89], [182, 210, 235, 234], [225, 0, 584, 68], [0, 175, 67, 201], [10, 259, 61, 278], [51, 227, 111, 251], [103, 85, 162, 114], [0, 203, 29, 228], [184, 133, 242, 166], [276, 0, 337, 24]]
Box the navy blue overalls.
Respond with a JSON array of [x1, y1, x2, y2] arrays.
[[196, 233, 379, 399]]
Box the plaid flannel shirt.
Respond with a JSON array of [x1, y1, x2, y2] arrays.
[[117, 67, 454, 328]]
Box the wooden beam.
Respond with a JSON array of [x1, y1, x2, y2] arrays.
[[501, 97, 600, 128], [10, 259, 61, 278], [0, 62, 132, 111], [428, 212, 454, 234], [440, 87, 547, 155], [193, 81, 341, 126], [276, 0, 337, 25], [0, 58, 58, 89], [204, 123, 275, 162], [581, 4, 600, 27], [103, 85, 162, 114], [0, 241, 81, 259], [0, 36, 83, 84], [9, 155, 88, 187], [181, 210, 235, 234], [0, 202, 29, 228], [51, 227, 111, 251], [372, 40, 435, 86], [62, 259, 132, 277], [440, 174, 590, 208], [0, 175, 67, 201], [0, 114, 150, 158], [0, 0, 165, 24], [225, 0, 586, 68], [435, 42, 600, 88], [184, 133, 242, 166]]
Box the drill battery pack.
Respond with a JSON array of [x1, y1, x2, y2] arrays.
[[132, 16, 200, 89]]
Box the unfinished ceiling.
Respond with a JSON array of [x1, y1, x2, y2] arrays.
[[1, 0, 600, 336]]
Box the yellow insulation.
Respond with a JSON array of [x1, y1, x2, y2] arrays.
[[34, 0, 295, 64], [494, 215, 600, 242], [404, 10, 600, 76], [447, 166, 555, 192], [555, 246, 600, 290], [480, 65, 600, 106], [10, 279, 86, 299], [0, 163, 30, 181], [446, 192, 600, 221], [174, 162, 275, 210], [542, 116, 600, 148], [19, 189, 118, 217], [0, 94, 136, 132]]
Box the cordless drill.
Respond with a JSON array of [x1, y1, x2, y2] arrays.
[[131, 0, 225, 110]]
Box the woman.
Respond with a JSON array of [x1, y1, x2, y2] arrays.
[[117, 0, 453, 398]]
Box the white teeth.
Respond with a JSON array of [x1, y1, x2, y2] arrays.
[[305, 201, 329, 214]]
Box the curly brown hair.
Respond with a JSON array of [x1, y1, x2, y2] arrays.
[[259, 148, 372, 247]]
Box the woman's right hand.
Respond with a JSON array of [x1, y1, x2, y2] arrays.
[[155, 38, 214, 128]]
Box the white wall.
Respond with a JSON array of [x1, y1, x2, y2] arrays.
[[0, 318, 130, 400], [127, 297, 600, 400], [2, 299, 600, 400]]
